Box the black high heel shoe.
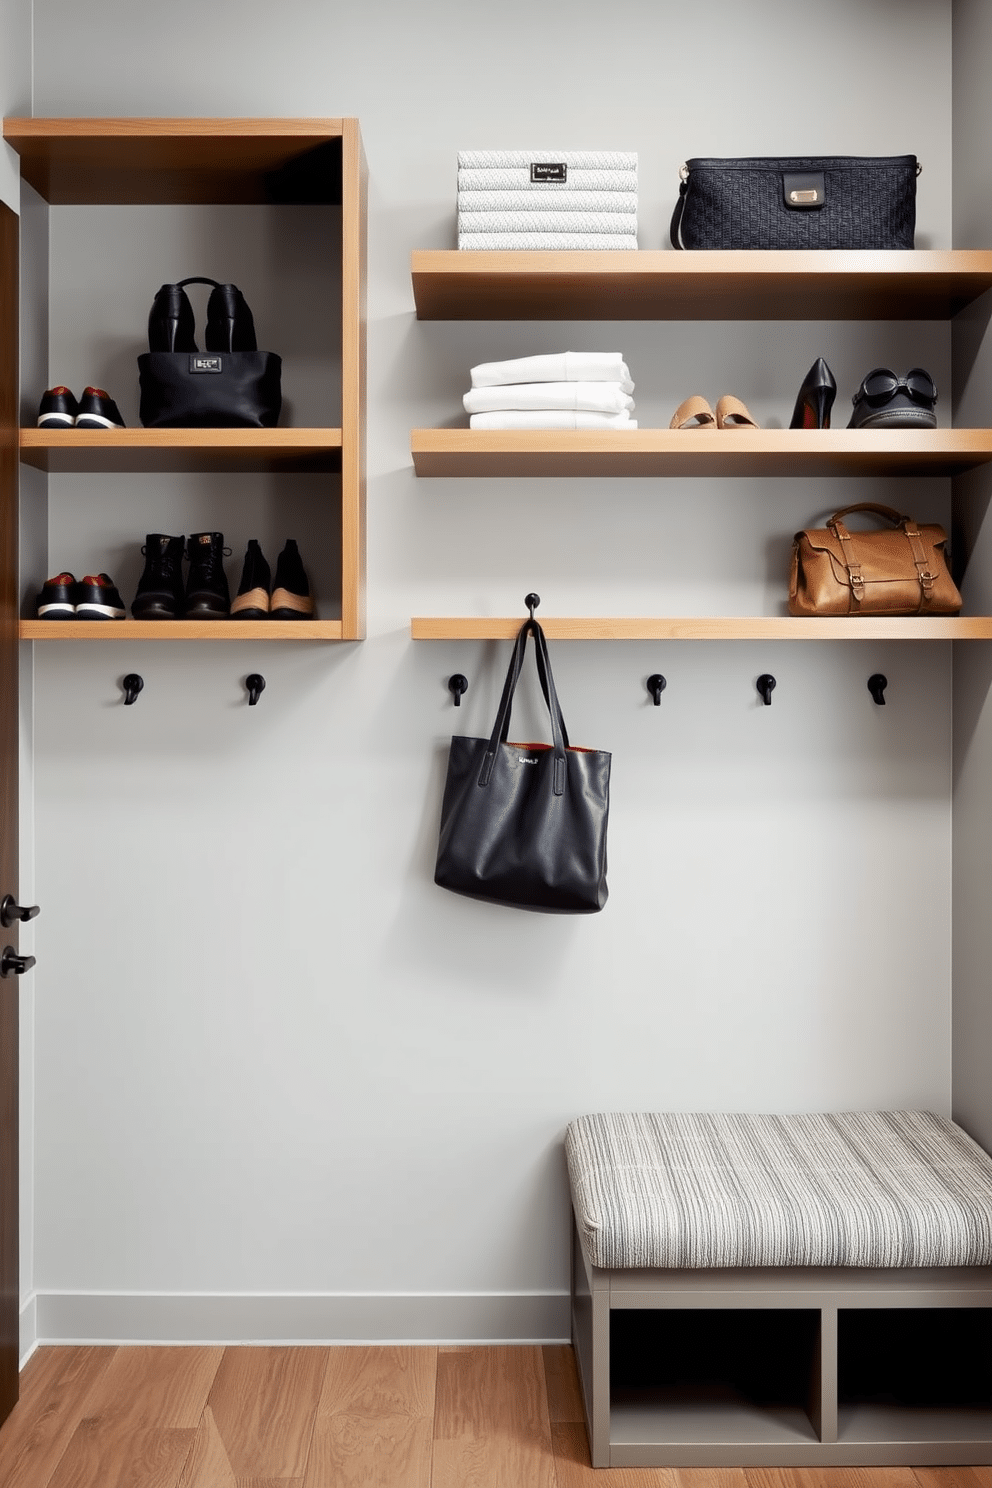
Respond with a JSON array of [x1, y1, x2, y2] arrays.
[[790, 357, 837, 429]]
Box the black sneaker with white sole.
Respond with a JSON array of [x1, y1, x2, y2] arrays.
[[35, 571, 78, 619], [75, 386, 126, 429], [37, 387, 79, 428], [75, 573, 126, 620]]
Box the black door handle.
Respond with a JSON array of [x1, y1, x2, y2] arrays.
[[1, 895, 40, 929], [1, 946, 36, 978]]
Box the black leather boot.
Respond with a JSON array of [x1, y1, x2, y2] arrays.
[[131, 534, 187, 619], [230, 539, 271, 619], [148, 284, 197, 353], [205, 282, 257, 352], [184, 532, 231, 619], [271, 539, 314, 619]]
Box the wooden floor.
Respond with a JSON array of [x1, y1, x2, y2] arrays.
[[0, 1343, 989, 1488]]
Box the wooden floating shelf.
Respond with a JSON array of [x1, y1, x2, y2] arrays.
[[21, 620, 344, 641], [411, 249, 992, 321], [20, 427, 343, 474], [411, 616, 992, 641], [411, 428, 992, 479], [2, 116, 346, 204]]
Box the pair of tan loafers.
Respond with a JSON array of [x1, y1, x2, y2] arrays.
[[670, 394, 759, 430]]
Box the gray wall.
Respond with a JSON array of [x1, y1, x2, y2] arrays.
[[951, 0, 992, 1151], [0, 0, 30, 210], [20, 0, 961, 1346]]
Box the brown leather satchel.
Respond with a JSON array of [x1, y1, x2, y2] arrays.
[[789, 502, 962, 617]]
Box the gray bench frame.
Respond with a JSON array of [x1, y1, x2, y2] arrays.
[[571, 1208, 992, 1468]]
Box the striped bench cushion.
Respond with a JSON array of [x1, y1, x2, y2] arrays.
[[565, 1111, 992, 1269]]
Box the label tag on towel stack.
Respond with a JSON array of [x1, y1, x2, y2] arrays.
[[530, 162, 567, 183]]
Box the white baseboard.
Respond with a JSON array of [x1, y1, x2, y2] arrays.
[[27, 1291, 570, 1348], [19, 1293, 38, 1367]]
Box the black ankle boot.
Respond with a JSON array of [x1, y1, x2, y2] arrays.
[[148, 284, 197, 353], [230, 539, 271, 619], [205, 282, 257, 352], [271, 539, 314, 619], [131, 534, 187, 619], [184, 532, 231, 619]]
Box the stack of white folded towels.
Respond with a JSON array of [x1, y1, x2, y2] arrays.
[[457, 150, 637, 250], [463, 351, 637, 430]]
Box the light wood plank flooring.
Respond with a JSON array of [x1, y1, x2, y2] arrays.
[[0, 1344, 989, 1488]]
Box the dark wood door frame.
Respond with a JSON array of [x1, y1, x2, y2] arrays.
[[0, 198, 21, 1422]]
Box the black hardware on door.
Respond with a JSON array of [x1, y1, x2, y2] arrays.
[[122, 673, 144, 705], [448, 674, 468, 706], [868, 673, 888, 705], [647, 674, 667, 705], [0, 895, 39, 929], [756, 674, 777, 705], [246, 674, 266, 706], [0, 947, 35, 978]]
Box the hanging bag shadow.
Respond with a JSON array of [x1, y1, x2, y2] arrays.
[[137, 276, 282, 428], [434, 614, 611, 914]]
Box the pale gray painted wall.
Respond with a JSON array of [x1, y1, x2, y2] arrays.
[[0, 0, 30, 209], [951, 0, 992, 1152], [20, 0, 960, 1341]]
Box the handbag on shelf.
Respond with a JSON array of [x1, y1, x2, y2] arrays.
[[670, 155, 919, 250], [789, 503, 962, 617], [137, 276, 282, 428], [434, 612, 611, 914]]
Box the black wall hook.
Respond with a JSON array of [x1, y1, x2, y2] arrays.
[[525, 592, 540, 618], [647, 673, 667, 705], [756, 674, 776, 706], [448, 674, 468, 706], [246, 674, 266, 706], [868, 673, 888, 706], [122, 673, 143, 705]]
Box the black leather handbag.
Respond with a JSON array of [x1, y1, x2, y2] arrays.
[[137, 276, 282, 428], [434, 615, 611, 914], [670, 155, 919, 250]]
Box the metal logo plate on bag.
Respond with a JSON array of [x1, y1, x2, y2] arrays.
[[189, 355, 223, 373]]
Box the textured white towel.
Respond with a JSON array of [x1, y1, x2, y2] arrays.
[[458, 167, 637, 193], [471, 352, 633, 393], [469, 410, 637, 430], [457, 190, 638, 214], [464, 381, 634, 415], [458, 233, 638, 250], [458, 150, 636, 171], [458, 211, 637, 236]]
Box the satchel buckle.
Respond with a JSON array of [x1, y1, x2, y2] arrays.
[[783, 171, 825, 210], [919, 569, 936, 596], [849, 567, 866, 602]]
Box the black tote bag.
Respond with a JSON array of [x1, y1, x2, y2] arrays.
[[434, 618, 610, 914]]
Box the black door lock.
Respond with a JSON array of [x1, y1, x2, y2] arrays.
[[0, 946, 36, 978], [0, 895, 40, 928]]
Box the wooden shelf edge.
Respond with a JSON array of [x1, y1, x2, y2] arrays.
[[411, 616, 992, 641], [20, 620, 345, 641]]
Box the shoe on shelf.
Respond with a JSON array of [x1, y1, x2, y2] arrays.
[[715, 394, 759, 430], [35, 571, 78, 618], [148, 282, 198, 353], [131, 534, 187, 619], [230, 539, 271, 619], [790, 357, 837, 429], [75, 573, 126, 620], [205, 282, 258, 353], [75, 387, 126, 429], [270, 539, 314, 619], [184, 532, 231, 619], [37, 387, 79, 428], [669, 395, 716, 430], [848, 367, 937, 430]]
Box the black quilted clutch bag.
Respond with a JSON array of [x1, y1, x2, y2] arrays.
[[670, 155, 919, 250]]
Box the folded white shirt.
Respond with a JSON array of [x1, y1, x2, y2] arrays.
[[458, 150, 637, 171], [469, 409, 638, 430], [457, 211, 638, 236], [457, 190, 639, 214], [457, 167, 638, 194], [463, 381, 635, 415], [471, 351, 633, 393], [458, 232, 638, 250]]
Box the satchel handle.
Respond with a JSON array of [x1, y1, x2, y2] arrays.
[[827, 502, 910, 529], [479, 619, 570, 796]]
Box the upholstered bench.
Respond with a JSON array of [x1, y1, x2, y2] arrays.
[[565, 1111, 992, 1468]]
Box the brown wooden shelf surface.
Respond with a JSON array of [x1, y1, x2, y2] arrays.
[[20, 619, 345, 641], [411, 428, 992, 479], [3, 117, 346, 204], [411, 249, 992, 321], [411, 616, 992, 641], [20, 427, 343, 474]]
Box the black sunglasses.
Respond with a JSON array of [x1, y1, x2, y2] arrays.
[[856, 367, 937, 408]]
